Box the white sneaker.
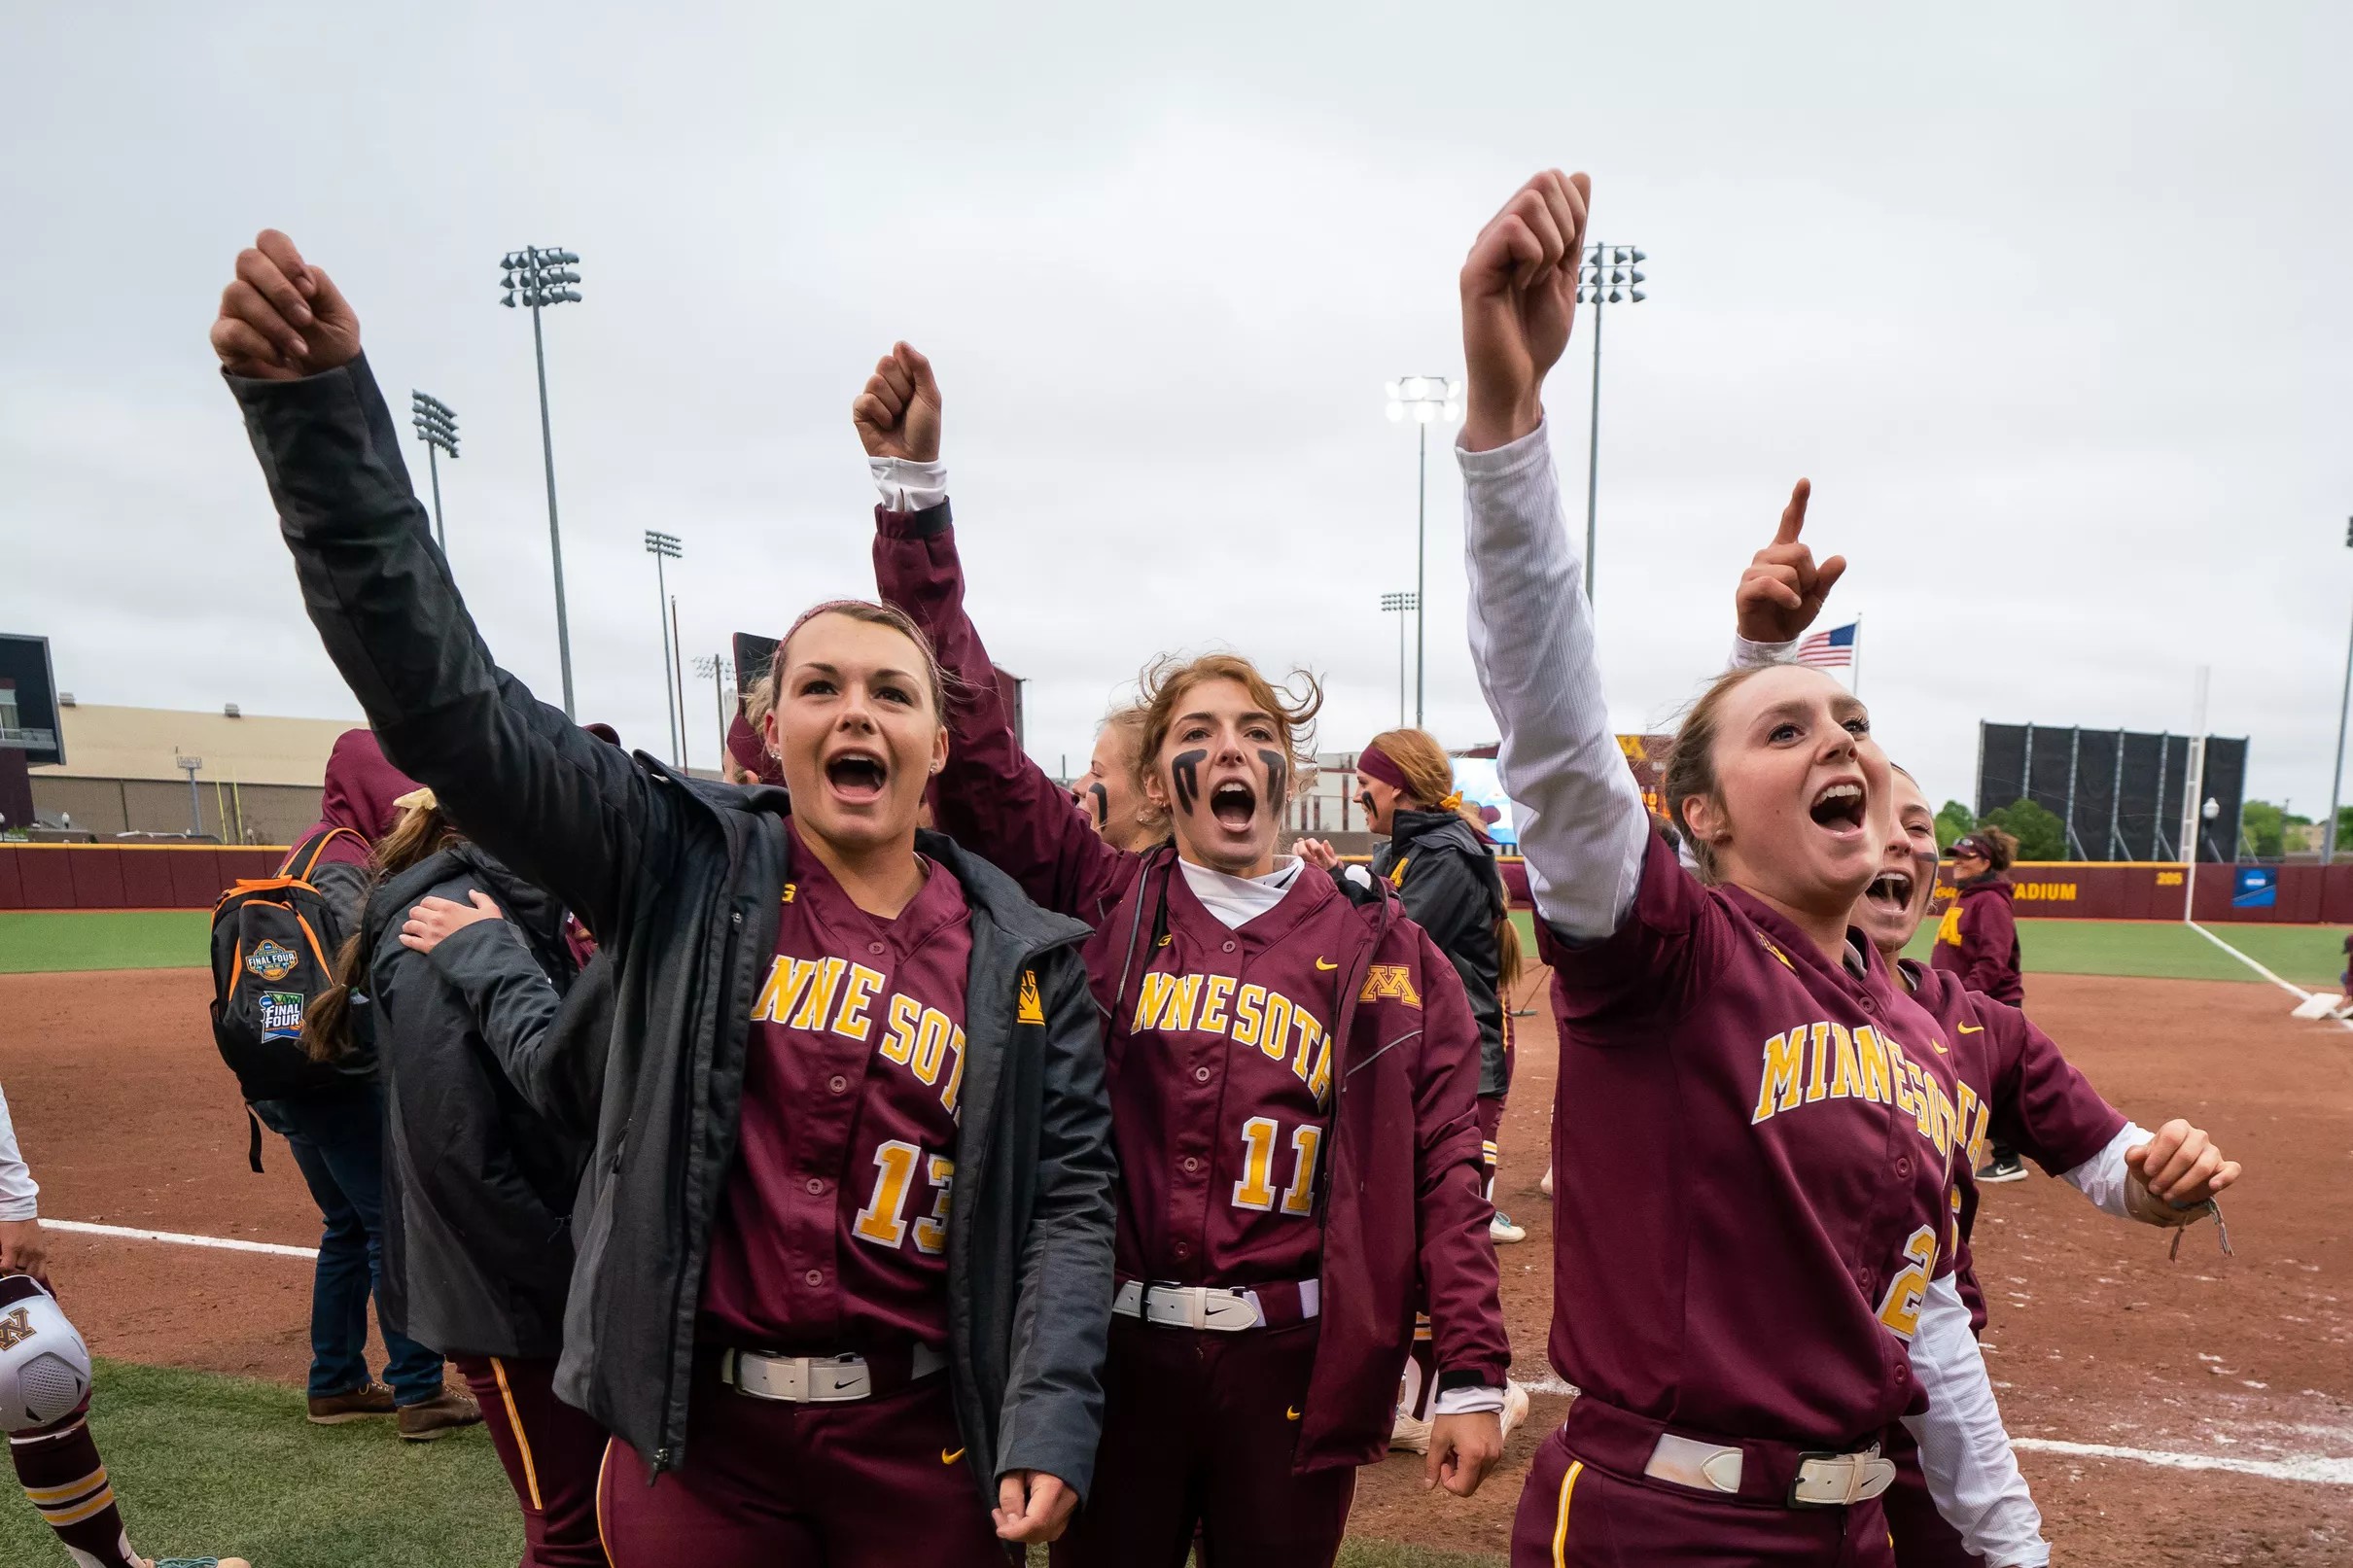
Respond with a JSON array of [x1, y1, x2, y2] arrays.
[[1540, 1166, 1554, 1198], [1389, 1406, 1433, 1454], [1500, 1380, 1531, 1442], [1491, 1210, 1528, 1244]]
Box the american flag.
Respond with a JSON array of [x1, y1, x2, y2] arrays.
[[1796, 621, 1858, 669]]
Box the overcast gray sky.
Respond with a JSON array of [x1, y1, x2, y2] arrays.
[[5, 4, 2347, 817]]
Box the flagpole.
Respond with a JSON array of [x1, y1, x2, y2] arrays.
[[1850, 612, 1863, 700]]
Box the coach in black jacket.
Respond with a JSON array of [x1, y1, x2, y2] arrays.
[[216, 251, 1116, 1526], [1372, 809, 1511, 1101]]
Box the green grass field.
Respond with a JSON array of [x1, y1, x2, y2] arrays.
[[0, 911, 211, 973], [3, 1362, 1498, 1568], [1507, 910, 2345, 991]]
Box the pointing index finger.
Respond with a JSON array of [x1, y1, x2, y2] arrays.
[[1774, 478, 1811, 545]]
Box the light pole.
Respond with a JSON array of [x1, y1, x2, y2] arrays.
[[2327, 517, 2353, 865], [1385, 376, 1461, 727], [1380, 591, 1417, 728], [175, 755, 203, 836], [1574, 243, 1647, 601], [501, 246, 584, 717], [409, 392, 459, 551], [694, 654, 733, 776], [644, 531, 683, 765]]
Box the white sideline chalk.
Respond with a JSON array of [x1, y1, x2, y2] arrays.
[[2185, 922, 2353, 1034], [44, 1218, 318, 1260], [2012, 1436, 2353, 1486]]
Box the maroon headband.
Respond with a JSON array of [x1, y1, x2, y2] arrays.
[[1355, 744, 1412, 793]]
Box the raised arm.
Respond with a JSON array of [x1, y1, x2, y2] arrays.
[[855, 343, 1136, 920], [214, 230, 672, 941], [1457, 173, 1647, 941]]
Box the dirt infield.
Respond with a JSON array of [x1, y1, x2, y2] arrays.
[[3, 964, 2347, 1563]]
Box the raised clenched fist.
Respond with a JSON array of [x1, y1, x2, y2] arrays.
[[1734, 479, 1848, 645], [1459, 170, 1590, 452], [851, 341, 942, 465], [209, 230, 362, 381]]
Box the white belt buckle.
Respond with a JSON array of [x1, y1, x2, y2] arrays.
[[1789, 1446, 1893, 1508]]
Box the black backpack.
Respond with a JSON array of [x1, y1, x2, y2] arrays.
[[209, 826, 370, 1167]]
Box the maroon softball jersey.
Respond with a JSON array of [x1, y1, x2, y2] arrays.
[[1903, 959, 2125, 1332], [1110, 869, 1359, 1285], [1536, 833, 1969, 1447], [698, 820, 974, 1351]]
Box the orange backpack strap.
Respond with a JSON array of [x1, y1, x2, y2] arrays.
[[285, 826, 369, 882]]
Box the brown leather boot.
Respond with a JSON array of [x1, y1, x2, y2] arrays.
[[396, 1388, 484, 1443], [305, 1381, 395, 1424]]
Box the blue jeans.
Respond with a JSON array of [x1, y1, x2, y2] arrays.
[[253, 1086, 445, 1407]]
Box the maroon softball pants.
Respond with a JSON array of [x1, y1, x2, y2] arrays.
[[453, 1355, 610, 1568], [1053, 1314, 1354, 1568], [1511, 1422, 1896, 1567], [596, 1359, 1013, 1568]]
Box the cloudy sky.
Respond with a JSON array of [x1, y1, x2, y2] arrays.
[[5, 4, 2347, 817]]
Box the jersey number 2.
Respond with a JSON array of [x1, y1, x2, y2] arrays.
[[1231, 1117, 1321, 1215], [1876, 1224, 1938, 1342]]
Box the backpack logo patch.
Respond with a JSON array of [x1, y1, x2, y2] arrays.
[[1016, 969, 1046, 1025], [244, 939, 299, 982], [1358, 964, 1422, 1008], [259, 991, 306, 1042]]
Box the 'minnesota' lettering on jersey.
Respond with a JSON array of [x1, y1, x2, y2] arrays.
[[1748, 1019, 1979, 1167], [1130, 971, 1333, 1105], [752, 955, 967, 1116]]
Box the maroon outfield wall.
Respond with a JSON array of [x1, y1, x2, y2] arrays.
[[0, 845, 289, 911], [1488, 855, 2353, 927], [8, 846, 2353, 927]]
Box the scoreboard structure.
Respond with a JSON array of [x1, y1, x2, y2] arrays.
[[1975, 722, 2246, 863]]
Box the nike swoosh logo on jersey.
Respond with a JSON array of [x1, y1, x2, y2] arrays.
[[1285, 1406, 1302, 1420], [1957, 1023, 1984, 1034], [1315, 958, 1339, 971], [942, 1446, 966, 1464], [1930, 1041, 1949, 1054]]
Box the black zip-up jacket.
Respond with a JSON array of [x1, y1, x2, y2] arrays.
[[361, 844, 585, 1360], [228, 356, 1118, 1501], [1371, 810, 1511, 1098]]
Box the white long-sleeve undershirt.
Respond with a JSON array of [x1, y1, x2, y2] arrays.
[[0, 1082, 41, 1222], [1457, 422, 1648, 941], [1906, 1276, 2050, 1566]]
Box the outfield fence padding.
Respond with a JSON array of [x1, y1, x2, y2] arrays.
[[0, 844, 288, 911]]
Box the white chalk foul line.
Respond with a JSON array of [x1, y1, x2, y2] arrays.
[[2013, 1436, 2353, 1486], [2185, 921, 2353, 1033], [45, 1218, 317, 1260]]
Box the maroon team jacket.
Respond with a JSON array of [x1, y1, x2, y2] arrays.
[[1930, 875, 2023, 1004], [874, 502, 1509, 1470]]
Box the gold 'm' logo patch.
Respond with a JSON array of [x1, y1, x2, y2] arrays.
[[0, 1307, 37, 1351], [1017, 970, 1045, 1026], [1357, 965, 1421, 1008]]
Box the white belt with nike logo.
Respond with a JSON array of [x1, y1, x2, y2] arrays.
[[1644, 1433, 1896, 1508], [1111, 1278, 1320, 1332], [719, 1344, 947, 1404]]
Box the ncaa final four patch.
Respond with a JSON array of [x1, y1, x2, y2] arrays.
[[259, 991, 306, 1042], [244, 939, 299, 982]]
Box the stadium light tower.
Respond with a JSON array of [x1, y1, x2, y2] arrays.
[[694, 653, 733, 774], [1380, 591, 1417, 728], [644, 531, 684, 765], [409, 392, 459, 550], [501, 246, 584, 717], [1575, 243, 1648, 602], [2328, 515, 2353, 866], [1385, 377, 1462, 726]]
